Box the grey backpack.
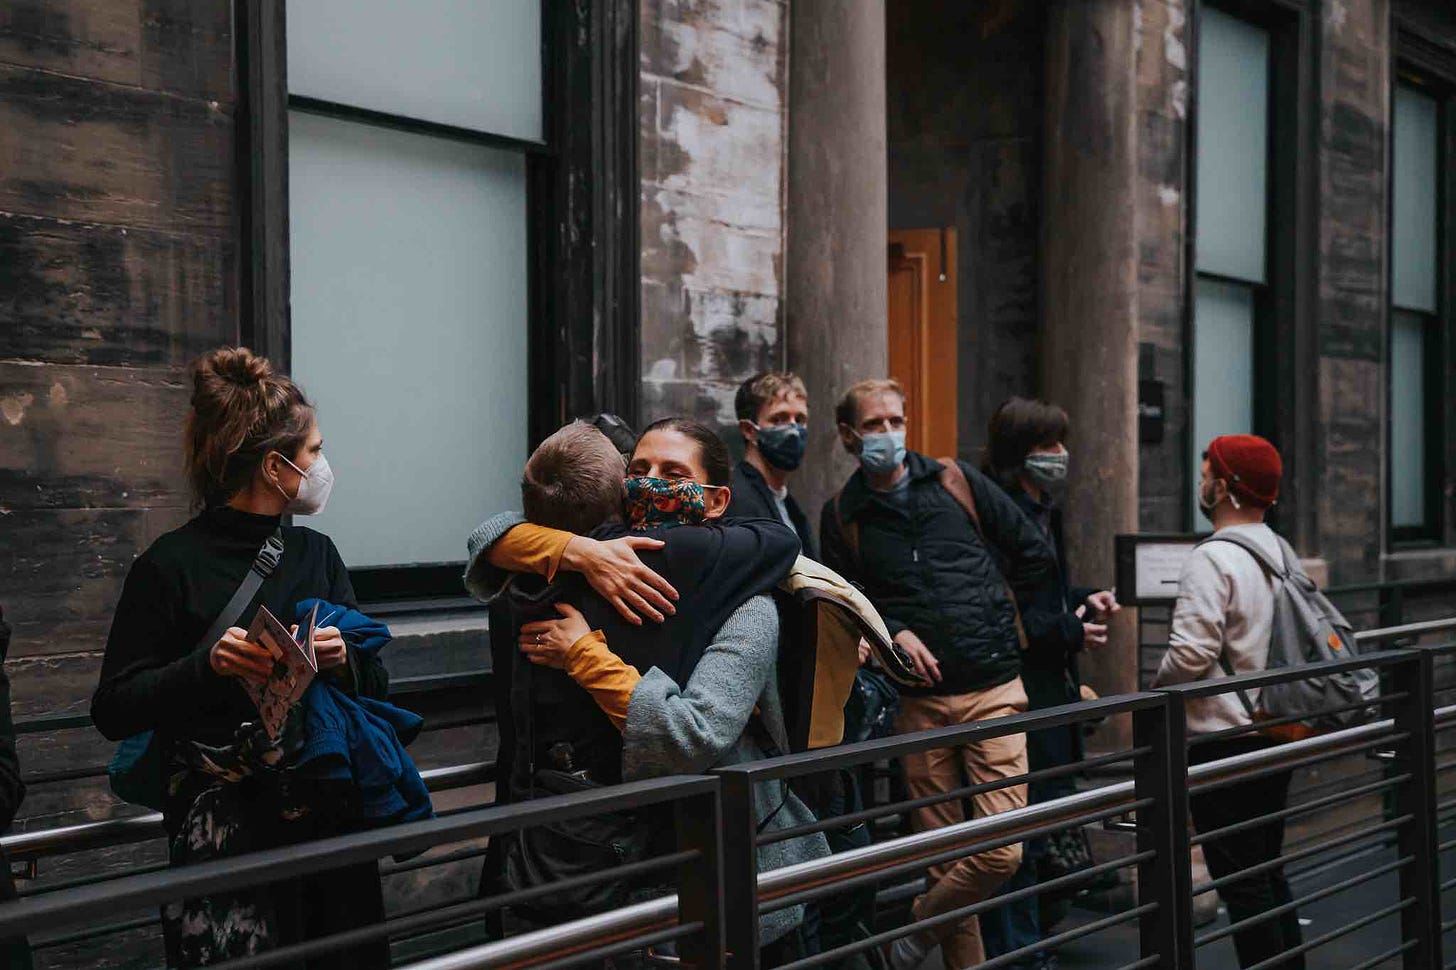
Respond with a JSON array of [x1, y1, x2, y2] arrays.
[[1205, 531, 1379, 739]]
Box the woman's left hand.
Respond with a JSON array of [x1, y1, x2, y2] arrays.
[[313, 626, 348, 669], [520, 604, 593, 670]]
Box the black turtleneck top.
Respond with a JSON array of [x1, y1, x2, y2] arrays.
[[92, 505, 386, 746]]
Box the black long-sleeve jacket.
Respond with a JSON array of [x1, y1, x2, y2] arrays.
[[819, 452, 1057, 696], [92, 505, 388, 749]]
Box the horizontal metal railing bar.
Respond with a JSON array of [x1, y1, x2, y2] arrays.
[[1196, 855, 1411, 947], [772, 851, 1151, 970], [379, 842, 490, 878], [506, 924, 701, 970], [1113, 958, 1162, 970], [761, 801, 1150, 916], [1188, 692, 1409, 747], [1161, 648, 1421, 701], [1347, 940, 1417, 970], [395, 894, 679, 970], [390, 849, 698, 925], [1194, 814, 1412, 895], [1245, 897, 1414, 970], [204, 848, 701, 970], [2, 760, 496, 862], [759, 745, 1147, 847], [975, 904, 1157, 970], [1357, 618, 1456, 644], [1190, 773, 1411, 847], [0, 774, 716, 938], [1187, 731, 1409, 796], [723, 692, 1169, 784]]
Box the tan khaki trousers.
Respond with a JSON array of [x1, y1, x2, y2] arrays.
[[896, 676, 1029, 969]]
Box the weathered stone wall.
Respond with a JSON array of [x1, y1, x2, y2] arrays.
[[1134, 0, 1192, 534], [886, 0, 1044, 462], [638, 0, 789, 437], [1315, 0, 1390, 584], [0, 0, 237, 816]]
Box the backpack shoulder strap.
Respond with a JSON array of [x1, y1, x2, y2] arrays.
[[832, 490, 861, 572], [937, 458, 1029, 651], [1198, 530, 1287, 580], [936, 458, 985, 541]]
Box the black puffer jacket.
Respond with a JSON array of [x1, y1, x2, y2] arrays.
[[820, 452, 1057, 696]]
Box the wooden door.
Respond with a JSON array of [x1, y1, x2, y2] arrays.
[[887, 228, 958, 458]]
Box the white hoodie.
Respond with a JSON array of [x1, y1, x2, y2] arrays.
[[1152, 523, 1280, 735]]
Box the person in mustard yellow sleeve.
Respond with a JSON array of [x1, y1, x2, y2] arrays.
[[464, 418, 828, 956]]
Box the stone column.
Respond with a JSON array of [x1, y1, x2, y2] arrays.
[[784, 0, 888, 524], [1042, 0, 1140, 746]]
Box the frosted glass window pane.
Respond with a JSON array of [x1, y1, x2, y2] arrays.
[[1195, 8, 1269, 283], [289, 0, 541, 142], [1390, 310, 1427, 528], [289, 111, 529, 567], [1393, 85, 1439, 313], [1191, 278, 1255, 528]]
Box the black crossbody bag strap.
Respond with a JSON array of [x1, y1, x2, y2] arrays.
[[197, 529, 285, 654]]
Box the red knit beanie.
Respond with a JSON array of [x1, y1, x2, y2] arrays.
[[1206, 434, 1282, 508]]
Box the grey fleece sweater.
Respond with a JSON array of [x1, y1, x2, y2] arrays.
[[624, 594, 829, 943]]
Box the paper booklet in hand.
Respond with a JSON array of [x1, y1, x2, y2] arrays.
[[243, 601, 319, 739]]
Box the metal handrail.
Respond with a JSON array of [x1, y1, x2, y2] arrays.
[[1355, 616, 1456, 644], [1, 760, 495, 861], [6, 614, 1452, 968], [389, 689, 1447, 970]]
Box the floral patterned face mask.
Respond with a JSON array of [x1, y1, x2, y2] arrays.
[[624, 476, 723, 530]]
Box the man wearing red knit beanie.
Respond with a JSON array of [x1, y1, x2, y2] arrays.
[[1153, 434, 1305, 970]]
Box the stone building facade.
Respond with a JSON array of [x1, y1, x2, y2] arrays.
[[1, 0, 1455, 962]]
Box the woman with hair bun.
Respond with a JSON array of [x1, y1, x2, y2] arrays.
[[92, 347, 387, 969]]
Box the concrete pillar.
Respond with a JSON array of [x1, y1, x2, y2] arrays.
[[1041, 0, 1140, 744], [784, 0, 888, 524]]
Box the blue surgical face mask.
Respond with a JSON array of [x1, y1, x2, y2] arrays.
[[751, 422, 808, 472], [855, 430, 906, 475]]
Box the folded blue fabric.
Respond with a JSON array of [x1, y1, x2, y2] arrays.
[[295, 599, 432, 823]]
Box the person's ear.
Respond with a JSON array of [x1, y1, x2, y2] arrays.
[[837, 422, 860, 455], [703, 485, 732, 520], [739, 418, 758, 447]]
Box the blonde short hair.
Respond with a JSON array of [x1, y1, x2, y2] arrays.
[[735, 371, 808, 422], [835, 378, 905, 428]]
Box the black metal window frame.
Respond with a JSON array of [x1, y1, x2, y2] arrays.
[[1185, 0, 1314, 541], [233, 0, 640, 604], [1387, 30, 1455, 550]]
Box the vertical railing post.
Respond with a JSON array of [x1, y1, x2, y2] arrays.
[[1391, 650, 1443, 969], [676, 785, 725, 969], [1133, 694, 1194, 970], [718, 767, 760, 970]]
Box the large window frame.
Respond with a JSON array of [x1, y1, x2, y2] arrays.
[[233, 0, 640, 602], [1186, 0, 1314, 540], [1387, 29, 1456, 549]]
